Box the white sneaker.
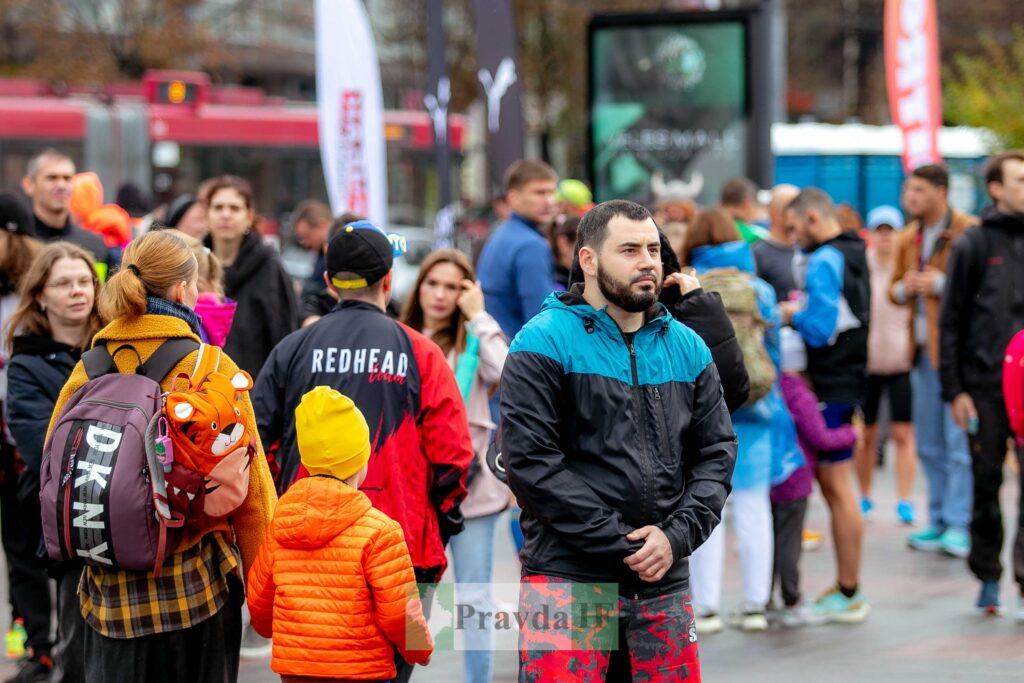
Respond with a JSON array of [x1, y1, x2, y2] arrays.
[[1016, 593, 1024, 623], [726, 604, 769, 632], [779, 603, 828, 628], [694, 609, 724, 635]]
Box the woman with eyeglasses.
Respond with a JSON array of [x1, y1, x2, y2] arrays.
[[5, 242, 103, 682]]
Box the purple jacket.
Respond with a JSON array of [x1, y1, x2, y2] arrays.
[[772, 374, 858, 504]]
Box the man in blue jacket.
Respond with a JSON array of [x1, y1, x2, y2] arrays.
[[502, 199, 736, 681], [780, 187, 871, 624], [477, 160, 559, 339]]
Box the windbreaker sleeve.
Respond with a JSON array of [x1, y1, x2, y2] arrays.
[[500, 336, 640, 556], [251, 340, 291, 487], [793, 247, 843, 348], [673, 289, 750, 412], [659, 361, 737, 560], [938, 231, 976, 401], [408, 329, 475, 545]]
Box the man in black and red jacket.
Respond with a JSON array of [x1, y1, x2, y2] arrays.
[[252, 220, 474, 677]]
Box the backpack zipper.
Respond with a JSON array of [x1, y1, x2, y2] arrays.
[[79, 399, 150, 421], [61, 427, 84, 560]]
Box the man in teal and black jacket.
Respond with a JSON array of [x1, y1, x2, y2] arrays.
[[501, 199, 736, 682]]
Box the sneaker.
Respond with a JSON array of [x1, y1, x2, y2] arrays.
[[726, 604, 768, 632], [238, 623, 272, 659], [939, 528, 970, 558], [812, 586, 870, 624], [860, 498, 874, 520], [3, 655, 53, 683], [802, 529, 824, 552], [779, 603, 828, 628], [4, 620, 25, 660], [694, 610, 724, 635], [896, 500, 916, 525], [977, 580, 1001, 616], [1016, 592, 1024, 622], [907, 526, 944, 551]]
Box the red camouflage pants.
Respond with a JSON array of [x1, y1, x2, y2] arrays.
[[517, 575, 701, 683]]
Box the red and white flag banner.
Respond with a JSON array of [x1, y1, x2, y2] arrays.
[[315, 0, 387, 223], [884, 0, 943, 173]]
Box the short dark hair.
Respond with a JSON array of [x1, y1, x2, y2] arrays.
[[576, 200, 653, 253], [910, 164, 949, 189], [719, 177, 758, 207], [291, 199, 332, 227], [504, 160, 557, 193], [786, 187, 835, 219], [985, 151, 1024, 189]]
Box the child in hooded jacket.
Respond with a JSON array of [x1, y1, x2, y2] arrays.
[[247, 386, 433, 682], [775, 327, 861, 625]]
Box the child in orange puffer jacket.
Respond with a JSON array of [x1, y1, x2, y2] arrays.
[[247, 386, 433, 682]]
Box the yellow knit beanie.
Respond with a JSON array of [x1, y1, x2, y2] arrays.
[[295, 386, 371, 480]]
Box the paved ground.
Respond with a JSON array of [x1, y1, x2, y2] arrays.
[[2, 459, 1021, 682]]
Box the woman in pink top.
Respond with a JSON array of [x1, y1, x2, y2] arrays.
[[401, 249, 510, 683], [856, 206, 917, 524]]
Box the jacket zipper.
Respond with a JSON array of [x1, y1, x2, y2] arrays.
[[626, 337, 654, 524], [652, 387, 674, 462]]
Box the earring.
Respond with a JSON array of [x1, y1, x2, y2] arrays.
[[39, 303, 46, 312]]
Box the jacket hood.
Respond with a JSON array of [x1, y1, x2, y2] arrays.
[[10, 334, 80, 359], [542, 289, 669, 337], [272, 475, 373, 549], [821, 230, 869, 278], [194, 294, 237, 348], [689, 240, 757, 275], [979, 205, 1024, 231]]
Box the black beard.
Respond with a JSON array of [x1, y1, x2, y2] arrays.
[[597, 265, 660, 313]]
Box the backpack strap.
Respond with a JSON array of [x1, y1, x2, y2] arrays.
[[82, 346, 117, 380], [190, 344, 222, 383], [136, 338, 201, 382]]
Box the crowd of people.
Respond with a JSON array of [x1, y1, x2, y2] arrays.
[[0, 146, 1019, 683]]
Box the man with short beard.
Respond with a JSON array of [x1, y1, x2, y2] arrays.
[[501, 200, 736, 682]]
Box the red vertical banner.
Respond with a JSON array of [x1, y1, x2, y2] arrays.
[[885, 0, 943, 172]]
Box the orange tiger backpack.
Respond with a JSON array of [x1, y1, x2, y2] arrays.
[[160, 345, 255, 520]]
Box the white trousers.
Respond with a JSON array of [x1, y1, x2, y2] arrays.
[[689, 486, 774, 611]]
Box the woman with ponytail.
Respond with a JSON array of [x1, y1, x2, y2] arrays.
[[45, 230, 277, 683]]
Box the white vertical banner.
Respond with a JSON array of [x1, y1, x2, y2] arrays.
[[315, 0, 387, 224]]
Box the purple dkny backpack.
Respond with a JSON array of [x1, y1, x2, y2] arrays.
[[40, 338, 199, 575]]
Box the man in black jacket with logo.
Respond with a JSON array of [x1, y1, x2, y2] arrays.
[[940, 150, 1024, 618], [502, 200, 736, 682]]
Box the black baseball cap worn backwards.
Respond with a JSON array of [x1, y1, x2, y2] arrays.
[[325, 220, 407, 289]]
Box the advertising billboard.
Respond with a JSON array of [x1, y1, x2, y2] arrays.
[[588, 12, 757, 206]]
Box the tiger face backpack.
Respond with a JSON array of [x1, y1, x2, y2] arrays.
[[159, 345, 255, 521]]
